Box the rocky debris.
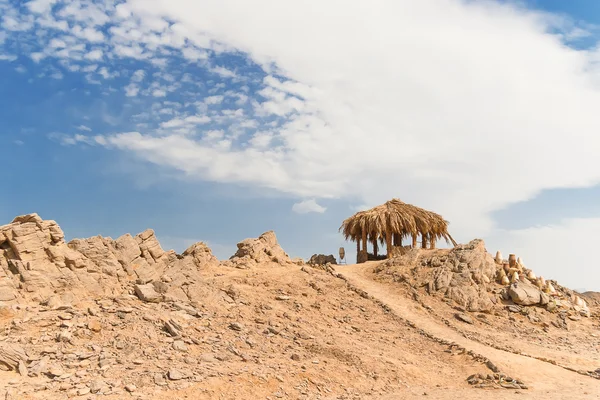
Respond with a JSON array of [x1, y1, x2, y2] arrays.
[[467, 373, 528, 390], [0, 343, 27, 374], [0, 214, 219, 305], [223, 231, 291, 268], [308, 254, 337, 266]]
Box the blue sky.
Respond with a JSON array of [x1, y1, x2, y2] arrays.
[[2, 0, 600, 291]]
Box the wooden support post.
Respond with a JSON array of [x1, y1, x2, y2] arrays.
[[430, 238, 436, 249], [373, 241, 378, 257], [421, 234, 428, 249], [386, 230, 392, 259], [412, 234, 417, 248]]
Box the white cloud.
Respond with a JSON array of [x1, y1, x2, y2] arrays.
[[210, 65, 237, 79], [204, 130, 224, 140], [125, 84, 140, 97], [48, 38, 66, 48], [181, 47, 208, 61], [50, 70, 64, 79], [249, 131, 273, 148], [85, 49, 103, 61], [71, 25, 105, 42], [160, 115, 211, 129], [131, 69, 145, 82], [152, 89, 167, 97], [204, 95, 224, 105], [77, 125, 92, 132], [98, 67, 118, 79], [292, 199, 326, 214], [26, 0, 58, 14], [0, 54, 17, 62], [93, 0, 600, 240]]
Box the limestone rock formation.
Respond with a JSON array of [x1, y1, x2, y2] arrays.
[[0, 213, 218, 305], [224, 231, 291, 268], [423, 239, 496, 312]]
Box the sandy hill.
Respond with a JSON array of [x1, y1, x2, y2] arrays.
[[0, 214, 598, 399]]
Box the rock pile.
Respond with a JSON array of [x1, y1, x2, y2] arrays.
[[493, 253, 590, 317], [375, 239, 592, 318]]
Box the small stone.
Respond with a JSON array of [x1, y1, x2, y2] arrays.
[[486, 360, 500, 373], [154, 373, 167, 386], [291, 354, 300, 361], [77, 387, 90, 396], [87, 319, 102, 332], [48, 367, 65, 377], [89, 380, 103, 394], [134, 284, 162, 303], [164, 319, 182, 337], [58, 314, 73, 321], [168, 369, 184, 380], [173, 340, 188, 352], [455, 313, 473, 324], [124, 384, 137, 392], [56, 331, 72, 343], [275, 295, 290, 301], [229, 322, 244, 331]]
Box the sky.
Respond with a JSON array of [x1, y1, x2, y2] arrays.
[[2, 0, 600, 292]]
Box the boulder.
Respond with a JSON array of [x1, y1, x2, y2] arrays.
[[508, 282, 543, 306], [134, 284, 163, 303], [308, 254, 337, 266]]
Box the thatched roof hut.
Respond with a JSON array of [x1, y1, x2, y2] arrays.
[[339, 198, 456, 262]]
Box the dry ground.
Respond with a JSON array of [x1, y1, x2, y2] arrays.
[[0, 260, 598, 399]]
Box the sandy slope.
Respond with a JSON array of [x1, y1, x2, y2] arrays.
[[336, 262, 600, 399]]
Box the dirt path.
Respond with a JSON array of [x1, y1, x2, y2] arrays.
[[335, 263, 599, 399]]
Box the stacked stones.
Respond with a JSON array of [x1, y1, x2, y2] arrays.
[[494, 252, 557, 294], [493, 250, 590, 316]]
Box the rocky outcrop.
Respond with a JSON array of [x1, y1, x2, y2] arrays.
[[308, 254, 337, 266], [375, 238, 593, 318], [0, 214, 218, 305], [223, 231, 291, 269], [422, 240, 496, 312]]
